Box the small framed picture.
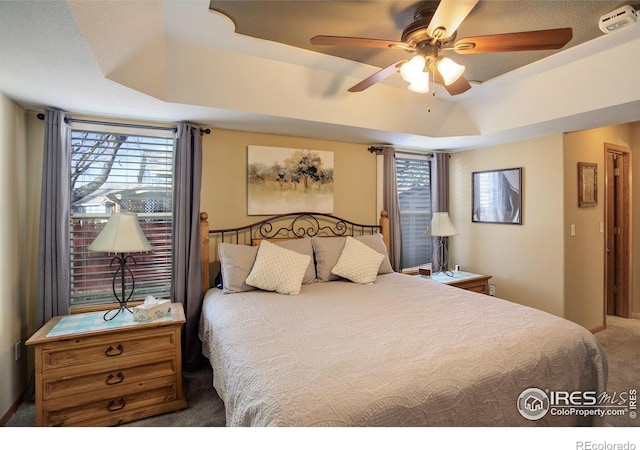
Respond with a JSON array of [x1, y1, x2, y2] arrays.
[[578, 162, 597, 208]]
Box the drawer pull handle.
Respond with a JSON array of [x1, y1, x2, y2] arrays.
[[107, 398, 126, 412], [105, 344, 124, 357], [106, 372, 124, 385]]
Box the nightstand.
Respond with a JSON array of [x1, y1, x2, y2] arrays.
[[26, 303, 188, 426], [430, 271, 492, 294]]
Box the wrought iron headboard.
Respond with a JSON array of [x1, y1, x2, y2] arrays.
[[199, 211, 389, 294]]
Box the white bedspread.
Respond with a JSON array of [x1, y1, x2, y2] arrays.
[[199, 273, 607, 426]]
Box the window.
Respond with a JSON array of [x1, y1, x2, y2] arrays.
[[69, 126, 175, 306], [396, 154, 432, 269]]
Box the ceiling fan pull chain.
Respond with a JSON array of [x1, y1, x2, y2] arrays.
[[427, 72, 432, 113]]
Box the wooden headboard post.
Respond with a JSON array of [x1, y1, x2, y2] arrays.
[[379, 210, 390, 254], [200, 212, 210, 297]]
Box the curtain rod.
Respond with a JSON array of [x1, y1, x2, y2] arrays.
[[368, 146, 433, 157], [36, 113, 211, 134]]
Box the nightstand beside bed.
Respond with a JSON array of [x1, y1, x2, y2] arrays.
[[26, 303, 187, 427], [430, 271, 492, 294]]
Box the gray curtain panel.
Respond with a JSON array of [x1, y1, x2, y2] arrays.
[[430, 152, 450, 272], [172, 123, 204, 371], [382, 146, 402, 271], [36, 109, 71, 328]]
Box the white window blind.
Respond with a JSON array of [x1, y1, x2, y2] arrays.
[[396, 154, 432, 268], [69, 127, 175, 306]]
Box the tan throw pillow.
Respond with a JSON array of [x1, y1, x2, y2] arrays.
[[218, 243, 259, 294], [331, 236, 385, 284], [311, 236, 346, 282], [355, 234, 393, 274], [245, 240, 311, 295]]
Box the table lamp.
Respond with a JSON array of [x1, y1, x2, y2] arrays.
[[89, 212, 153, 321], [429, 212, 458, 276]]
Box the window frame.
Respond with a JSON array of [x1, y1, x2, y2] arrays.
[[395, 152, 432, 270], [68, 123, 176, 309]]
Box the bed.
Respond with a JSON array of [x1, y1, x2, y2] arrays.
[[198, 211, 608, 427]]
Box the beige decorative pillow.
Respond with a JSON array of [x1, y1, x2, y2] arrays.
[[253, 238, 316, 284], [330, 236, 385, 284], [312, 234, 393, 282], [245, 240, 311, 295]]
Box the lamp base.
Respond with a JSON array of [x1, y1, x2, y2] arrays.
[[103, 304, 132, 321], [433, 236, 454, 277], [102, 253, 136, 321]]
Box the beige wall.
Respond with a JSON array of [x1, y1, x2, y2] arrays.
[[564, 123, 638, 330], [449, 134, 566, 317], [200, 129, 378, 229], [0, 94, 28, 420]]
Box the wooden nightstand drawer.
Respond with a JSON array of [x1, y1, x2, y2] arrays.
[[451, 278, 489, 294], [43, 357, 178, 401], [41, 328, 178, 371], [44, 380, 181, 427]]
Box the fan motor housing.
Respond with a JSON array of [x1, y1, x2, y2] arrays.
[[402, 17, 456, 48]]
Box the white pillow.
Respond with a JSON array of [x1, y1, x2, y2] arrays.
[[245, 240, 311, 295], [331, 236, 385, 284]]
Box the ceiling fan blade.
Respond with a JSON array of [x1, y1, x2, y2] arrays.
[[454, 28, 573, 54], [427, 0, 479, 40], [311, 35, 410, 50], [434, 69, 472, 96], [348, 61, 405, 92]]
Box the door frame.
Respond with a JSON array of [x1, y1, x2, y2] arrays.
[[603, 142, 632, 326]]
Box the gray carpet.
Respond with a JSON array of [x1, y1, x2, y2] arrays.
[[5, 316, 639, 427]]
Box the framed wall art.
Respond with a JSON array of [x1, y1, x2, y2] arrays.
[[247, 145, 334, 215], [578, 162, 597, 208], [472, 167, 522, 225]]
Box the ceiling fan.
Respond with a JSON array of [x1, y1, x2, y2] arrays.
[[310, 0, 573, 96]]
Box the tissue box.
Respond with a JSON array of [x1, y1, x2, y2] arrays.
[[132, 299, 171, 322]]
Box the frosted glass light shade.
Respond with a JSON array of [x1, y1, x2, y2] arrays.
[[89, 213, 153, 253], [408, 72, 430, 93], [400, 55, 426, 83], [437, 57, 465, 86], [429, 212, 459, 237]]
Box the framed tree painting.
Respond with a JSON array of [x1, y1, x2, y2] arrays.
[[247, 145, 334, 215], [472, 167, 522, 224]]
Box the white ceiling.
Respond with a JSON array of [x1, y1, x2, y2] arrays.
[[1, 0, 640, 152]]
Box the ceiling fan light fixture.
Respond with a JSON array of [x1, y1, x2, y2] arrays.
[[437, 57, 465, 86], [400, 55, 426, 83], [408, 72, 430, 93]]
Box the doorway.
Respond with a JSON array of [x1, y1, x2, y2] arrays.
[[604, 143, 631, 320]]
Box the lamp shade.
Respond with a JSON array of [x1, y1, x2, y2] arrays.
[[400, 55, 426, 83], [429, 212, 459, 237], [89, 213, 153, 253], [436, 57, 465, 86], [408, 71, 430, 93]]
